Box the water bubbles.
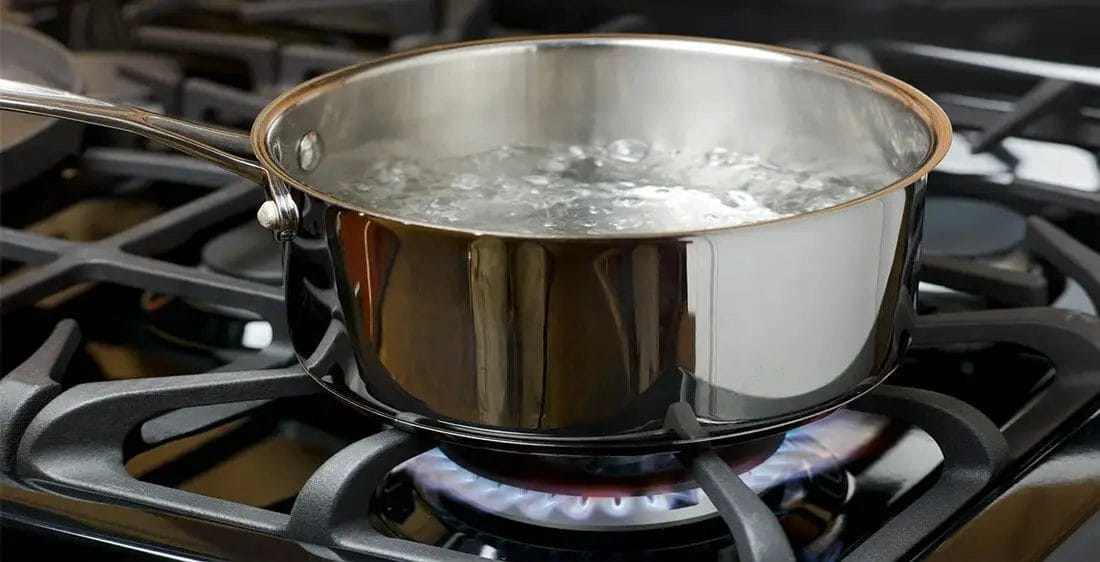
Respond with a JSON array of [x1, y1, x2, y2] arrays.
[[607, 139, 650, 163], [451, 173, 481, 191], [774, 198, 812, 215], [337, 141, 881, 235], [523, 174, 549, 186], [586, 145, 608, 161], [541, 154, 571, 173], [369, 160, 407, 189], [427, 196, 455, 210], [490, 145, 517, 160], [799, 176, 826, 191], [610, 216, 644, 231], [724, 190, 755, 208], [704, 147, 732, 166]]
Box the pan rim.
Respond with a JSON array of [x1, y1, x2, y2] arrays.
[[251, 33, 952, 241]]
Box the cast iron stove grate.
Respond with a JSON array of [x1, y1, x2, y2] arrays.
[[1, 135, 1099, 562], [0, 118, 1094, 562], [2, 2, 1100, 560]]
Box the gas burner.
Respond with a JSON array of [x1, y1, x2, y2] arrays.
[[918, 195, 1061, 310], [437, 434, 783, 498], [201, 221, 283, 285], [400, 432, 847, 532], [377, 430, 851, 537], [369, 415, 883, 559], [923, 197, 1026, 259], [409, 449, 720, 531], [139, 222, 280, 357]]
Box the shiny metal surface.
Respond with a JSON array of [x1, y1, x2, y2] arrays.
[[289, 178, 926, 451], [271, 36, 949, 451], [0, 79, 299, 240], [255, 35, 949, 239], [0, 35, 951, 451]]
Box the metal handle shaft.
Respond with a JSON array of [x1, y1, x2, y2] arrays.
[[0, 78, 298, 239]]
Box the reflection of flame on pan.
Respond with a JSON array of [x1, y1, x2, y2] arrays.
[[396, 410, 887, 532]]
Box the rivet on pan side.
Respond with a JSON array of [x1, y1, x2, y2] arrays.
[[256, 200, 281, 231], [297, 131, 322, 172]]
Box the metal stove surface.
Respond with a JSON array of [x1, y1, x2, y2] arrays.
[[1, 1, 1100, 561]]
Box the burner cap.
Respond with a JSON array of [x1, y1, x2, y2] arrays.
[[922, 196, 1025, 258], [201, 221, 282, 285]]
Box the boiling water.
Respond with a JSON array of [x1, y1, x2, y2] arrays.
[[333, 140, 896, 235]]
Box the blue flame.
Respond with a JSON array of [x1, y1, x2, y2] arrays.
[[400, 430, 845, 530], [397, 410, 887, 529]]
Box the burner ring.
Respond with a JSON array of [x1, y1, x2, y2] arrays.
[[438, 433, 783, 497], [396, 432, 846, 532]]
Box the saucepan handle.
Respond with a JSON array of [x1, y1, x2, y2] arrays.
[[0, 78, 298, 240]]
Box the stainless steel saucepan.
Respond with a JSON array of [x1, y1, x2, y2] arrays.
[[0, 35, 951, 454]]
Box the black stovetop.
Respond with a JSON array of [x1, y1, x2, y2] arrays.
[[1, 1, 1099, 561]]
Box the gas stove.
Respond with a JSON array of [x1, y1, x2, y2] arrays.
[[1, 2, 1099, 561]]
